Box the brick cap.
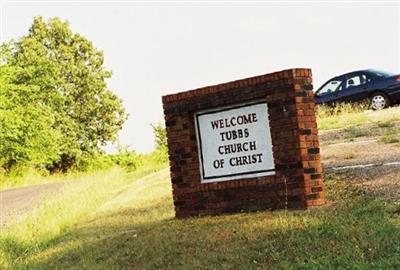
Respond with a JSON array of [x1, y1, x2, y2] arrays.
[[162, 68, 312, 103]]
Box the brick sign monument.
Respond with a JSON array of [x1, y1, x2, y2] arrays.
[[162, 68, 324, 218]]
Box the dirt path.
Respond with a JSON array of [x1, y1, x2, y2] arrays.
[[0, 182, 64, 228], [321, 139, 400, 203], [321, 139, 400, 168]]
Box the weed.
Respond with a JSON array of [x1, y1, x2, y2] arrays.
[[2, 170, 400, 269], [317, 104, 400, 131], [380, 135, 400, 144], [344, 127, 369, 138], [377, 121, 394, 128]]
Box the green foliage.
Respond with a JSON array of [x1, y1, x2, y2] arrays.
[[0, 65, 62, 170], [75, 148, 145, 173], [151, 123, 168, 163], [152, 123, 167, 149], [0, 128, 169, 189], [0, 16, 126, 172]]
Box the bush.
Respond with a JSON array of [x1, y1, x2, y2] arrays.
[[74, 150, 145, 173], [110, 150, 145, 172]]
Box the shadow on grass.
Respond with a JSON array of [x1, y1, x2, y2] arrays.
[[11, 189, 400, 270]]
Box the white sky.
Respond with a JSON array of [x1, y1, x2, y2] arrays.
[[1, 1, 399, 153]]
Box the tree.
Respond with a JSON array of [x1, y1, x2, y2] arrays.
[[151, 123, 167, 150], [151, 123, 168, 163], [1, 17, 127, 171], [0, 65, 62, 170]]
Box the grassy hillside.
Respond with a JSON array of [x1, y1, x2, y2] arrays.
[[1, 168, 400, 269], [0, 165, 166, 269], [2, 105, 400, 269]]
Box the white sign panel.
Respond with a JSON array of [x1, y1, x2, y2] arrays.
[[195, 102, 275, 183]]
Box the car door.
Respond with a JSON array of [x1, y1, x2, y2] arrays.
[[336, 72, 371, 103]]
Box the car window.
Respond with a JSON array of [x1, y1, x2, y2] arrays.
[[370, 70, 395, 78], [317, 79, 343, 96], [361, 73, 372, 83], [345, 75, 368, 89]]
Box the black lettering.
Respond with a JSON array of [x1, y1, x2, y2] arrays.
[[249, 141, 256, 150], [230, 117, 237, 127], [242, 142, 248, 151], [243, 114, 252, 124], [237, 143, 243, 152], [213, 159, 219, 168], [226, 131, 232, 140], [232, 130, 237, 140], [237, 129, 243, 138], [242, 156, 249, 165], [224, 144, 230, 154], [237, 116, 243, 125], [231, 144, 237, 153], [219, 119, 224, 128], [211, 120, 219, 130], [211, 114, 257, 130], [224, 118, 231, 128], [227, 153, 264, 167], [244, 128, 249, 138], [220, 132, 226, 141], [252, 113, 258, 122], [229, 157, 235, 166]]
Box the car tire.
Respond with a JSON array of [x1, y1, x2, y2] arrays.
[[370, 92, 390, 110]]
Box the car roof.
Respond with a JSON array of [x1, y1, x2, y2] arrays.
[[326, 70, 375, 81], [339, 69, 372, 77], [317, 69, 393, 91]]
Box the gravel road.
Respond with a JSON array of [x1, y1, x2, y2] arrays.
[[0, 182, 64, 228], [321, 138, 400, 203]]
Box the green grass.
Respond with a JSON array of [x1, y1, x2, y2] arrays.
[[0, 152, 168, 191], [0, 163, 167, 269], [2, 168, 400, 269], [0, 169, 98, 191], [343, 126, 369, 138], [317, 104, 400, 131], [380, 134, 400, 144], [377, 125, 400, 145], [2, 104, 400, 269], [377, 121, 395, 128]]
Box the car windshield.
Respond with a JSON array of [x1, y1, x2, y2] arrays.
[[316, 79, 343, 96], [369, 70, 396, 78]]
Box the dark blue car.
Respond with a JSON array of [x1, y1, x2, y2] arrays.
[[314, 69, 400, 110]]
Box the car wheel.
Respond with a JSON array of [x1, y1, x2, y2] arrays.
[[370, 92, 390, 110]]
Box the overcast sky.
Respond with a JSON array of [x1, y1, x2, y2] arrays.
[[1, 1, 399, 153]]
